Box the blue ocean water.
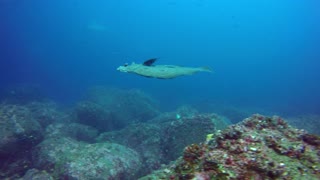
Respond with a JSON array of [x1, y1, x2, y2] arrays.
[[1, 0, 319, 114]]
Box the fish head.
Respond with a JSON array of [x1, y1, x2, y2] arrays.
[[117, 64, 128, 72], [117, 62, 135, 72]]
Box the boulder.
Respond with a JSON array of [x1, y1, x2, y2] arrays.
[[33, 137, 141, 179], [73, 87, 160, 131], [0, 104, 43, 158]]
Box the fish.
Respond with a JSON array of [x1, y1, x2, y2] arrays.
[[117, 59, 212, 79]]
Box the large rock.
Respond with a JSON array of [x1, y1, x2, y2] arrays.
[[33, 137, 142, 179], [97, 106, 230, 177], [73, 87, 160, 131], [0, 102, 67, 178], [97, 123, 163, 176], [0, 104, 43, 158], [141, 114, 320, 180], [26, 101, 70, 128], [73, 101, 115, 132], [45, 123, 98, 143]]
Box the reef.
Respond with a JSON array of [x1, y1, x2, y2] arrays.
[[1, 86, 319, 179], [141, 114, 320, 180]]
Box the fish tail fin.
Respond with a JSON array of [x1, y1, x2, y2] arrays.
[[200, 66, 213, 72]]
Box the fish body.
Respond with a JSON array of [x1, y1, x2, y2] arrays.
[[117, 61, 212, 79]]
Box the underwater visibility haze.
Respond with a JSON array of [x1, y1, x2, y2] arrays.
[[1, 0, 320, 179], [1, 0, 320, 113]]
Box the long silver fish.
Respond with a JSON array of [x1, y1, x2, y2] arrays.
[[117, 58, 212, 79]]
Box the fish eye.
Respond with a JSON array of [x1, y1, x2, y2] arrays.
[[124, 63, 128, 67]]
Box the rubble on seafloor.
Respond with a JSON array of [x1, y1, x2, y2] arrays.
[[140, 114, 320, 180]]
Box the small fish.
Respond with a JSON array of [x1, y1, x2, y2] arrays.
[[117, 59, 212, 79]]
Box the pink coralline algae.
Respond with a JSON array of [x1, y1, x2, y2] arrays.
[[141, 114, 320, 180]]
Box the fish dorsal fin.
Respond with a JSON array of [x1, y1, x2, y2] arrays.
[[143, 58, 157, 66]]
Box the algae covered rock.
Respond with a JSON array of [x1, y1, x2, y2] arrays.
[[33, 137, 141, 179], [141, 114, 320, 180]]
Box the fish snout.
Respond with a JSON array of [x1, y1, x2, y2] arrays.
[[117, 66, 128, 72]]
